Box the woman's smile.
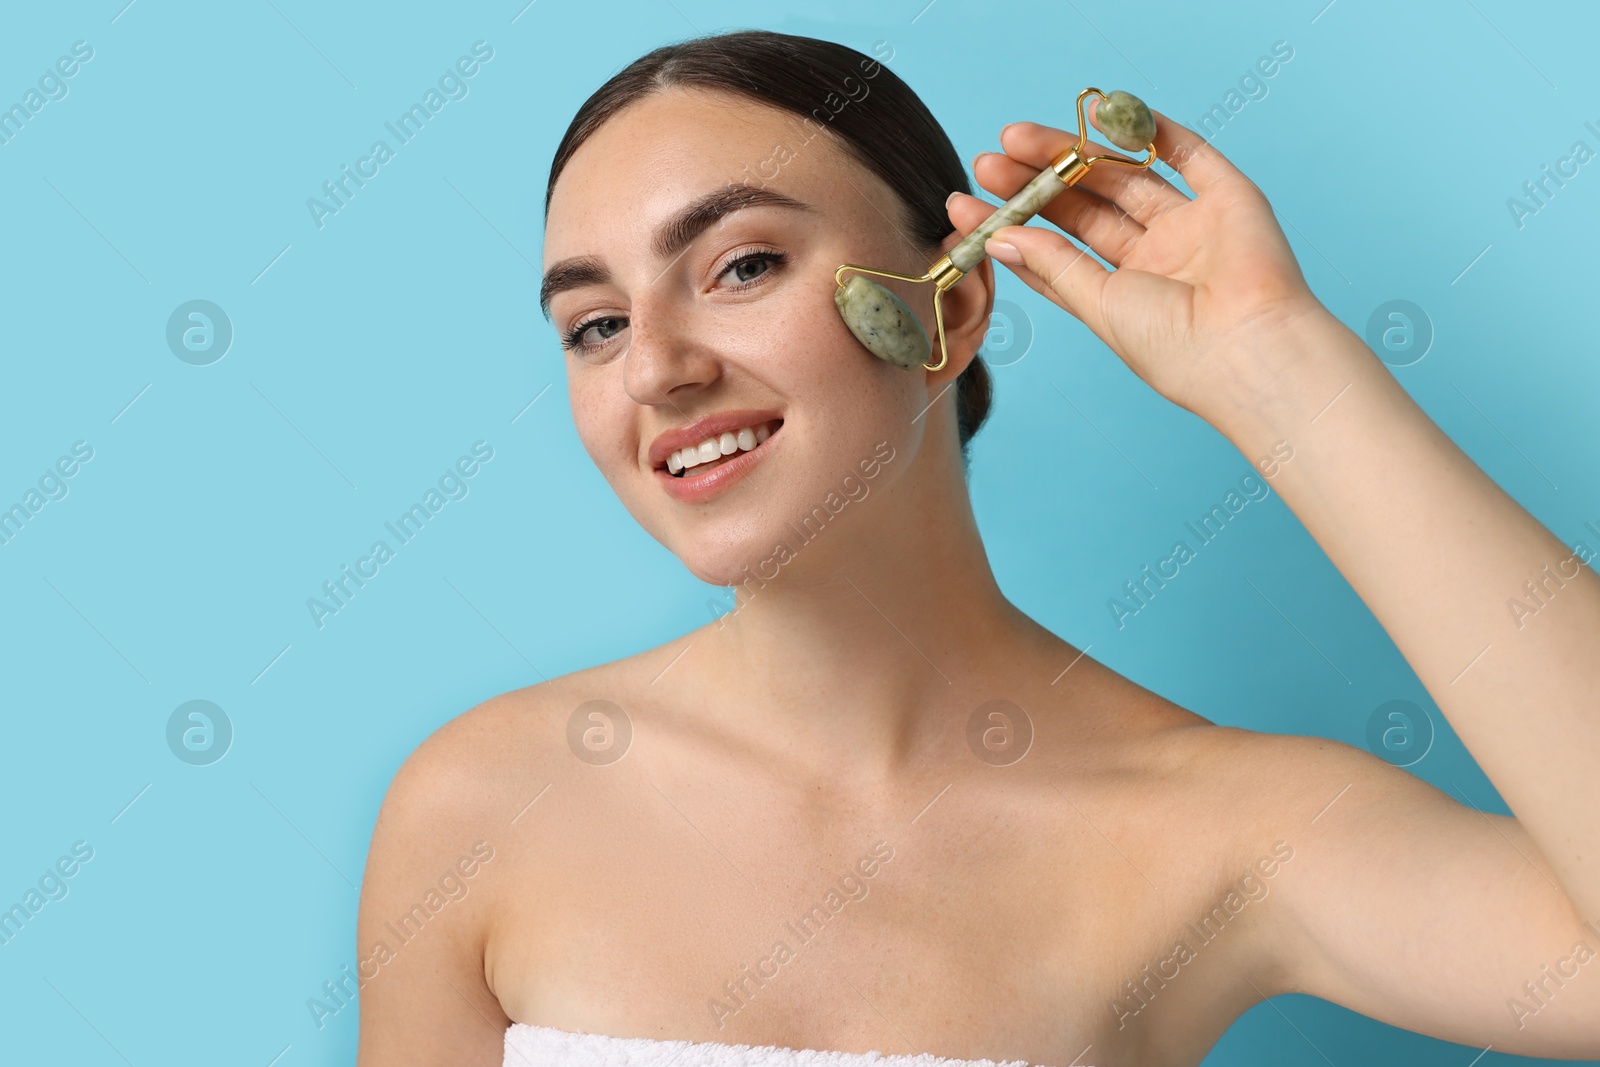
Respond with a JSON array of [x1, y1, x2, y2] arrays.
[[646, 415, 777, 502]]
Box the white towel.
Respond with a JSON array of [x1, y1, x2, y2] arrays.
[[503, 1022, 1069, 1067]]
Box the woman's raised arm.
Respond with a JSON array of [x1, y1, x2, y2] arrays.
[[947, 104, 1600, 1049]]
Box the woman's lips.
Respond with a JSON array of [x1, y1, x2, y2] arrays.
[[662, 418, 781, 476], [654, 424, 780, 503]]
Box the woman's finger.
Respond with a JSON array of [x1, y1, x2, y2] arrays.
[[1139, 105, 1251, 196], [966, 154, 1143, 267], [984, 221, 1114, 336], [996, 118, 1189, 227]]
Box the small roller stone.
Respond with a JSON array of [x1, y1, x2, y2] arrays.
[[1094, 90, 1155, 153], [834, 273, 931, 370]]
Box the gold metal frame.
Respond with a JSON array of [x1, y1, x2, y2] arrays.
[[835, 87, 1157, 373]]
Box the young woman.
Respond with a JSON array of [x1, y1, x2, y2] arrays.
[[355, 29, 1600, 1067]]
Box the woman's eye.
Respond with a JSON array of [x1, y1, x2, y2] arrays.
[[720, 249, 787, 288], [566, 316, 620, 350], [561, 250, 786, 363]]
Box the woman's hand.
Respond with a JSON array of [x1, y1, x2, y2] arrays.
[[948, 99, 1329, 423]]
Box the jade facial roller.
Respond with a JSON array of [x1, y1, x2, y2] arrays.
[[834, 87, 1157, 372]]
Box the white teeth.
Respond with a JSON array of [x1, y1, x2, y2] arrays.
[[667, 420, 778, 474]]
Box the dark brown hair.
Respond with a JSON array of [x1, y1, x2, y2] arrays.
[[543, 29, 994, 465]]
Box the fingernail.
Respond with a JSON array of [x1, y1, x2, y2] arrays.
[[1000, 122, 1018, 139], [971, 150, 990, 170], [945, 191, 960, 208], [985, 238, 1021, 265]]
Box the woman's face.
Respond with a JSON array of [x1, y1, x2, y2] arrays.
[[542, 86, 966, 587]]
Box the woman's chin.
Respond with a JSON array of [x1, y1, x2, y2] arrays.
[[676, 540, 790, 590], [682, 554, 763, 589]]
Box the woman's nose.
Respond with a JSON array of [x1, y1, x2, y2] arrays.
[[621, 302, 721, 405]]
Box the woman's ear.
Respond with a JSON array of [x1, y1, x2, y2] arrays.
[[924, 231, 995, 387]]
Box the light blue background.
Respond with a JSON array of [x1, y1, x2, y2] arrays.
[[2, 0, 1597, 1064]]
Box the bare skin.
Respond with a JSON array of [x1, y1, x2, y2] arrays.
[[355, 86, 1600, 1066]]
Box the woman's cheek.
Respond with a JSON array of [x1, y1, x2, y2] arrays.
[[568, 387, 628, 476]]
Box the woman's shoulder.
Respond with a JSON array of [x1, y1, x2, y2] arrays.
[[1116, 694, 1396, 861], [1054, 644, 1364, 767], [391, 655, 645, 800], [361, 659, 645, 912], [1053, 652, 1383, 830], [388, 630, 701, 801]]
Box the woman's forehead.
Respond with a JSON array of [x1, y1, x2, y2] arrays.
[[544, 88, 863, 251], [570, 95, 755, 181]]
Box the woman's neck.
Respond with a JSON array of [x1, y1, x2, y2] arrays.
[[671, 445, 1040, 785]]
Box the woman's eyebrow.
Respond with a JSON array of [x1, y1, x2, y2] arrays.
[[539, 183, 816, 320]]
